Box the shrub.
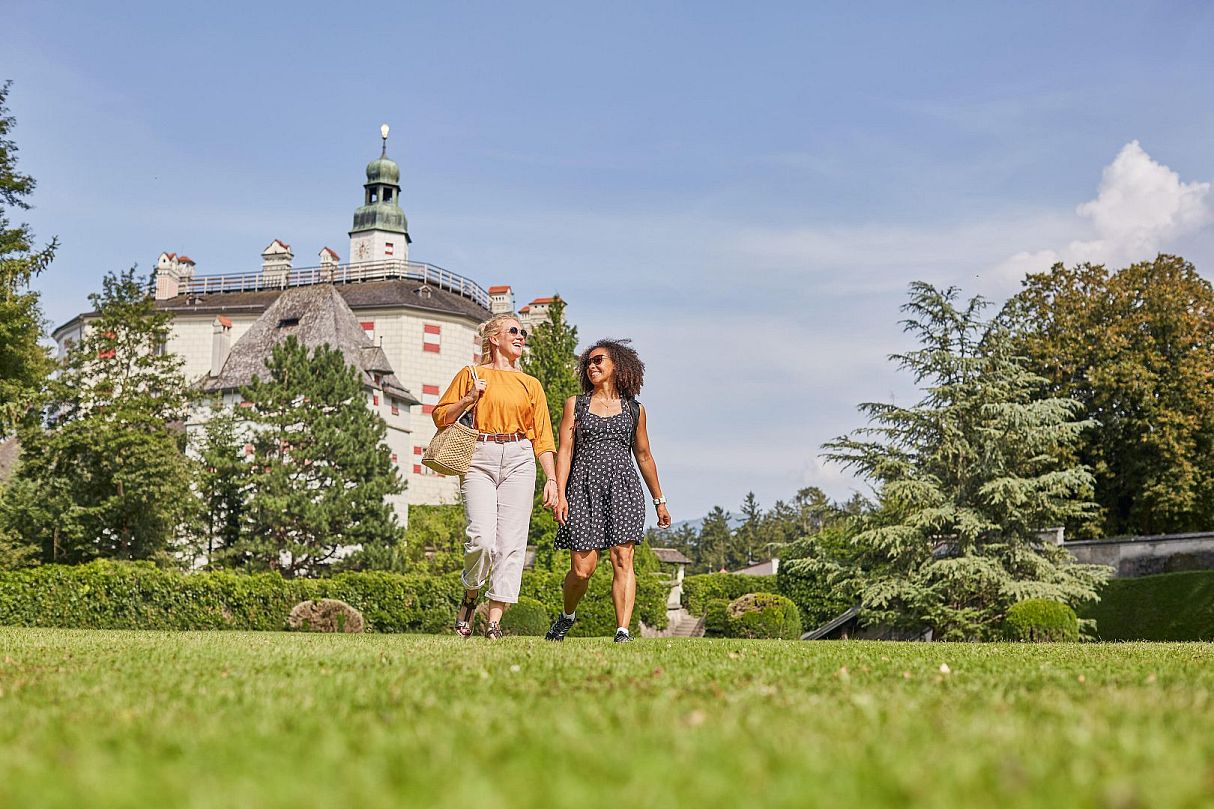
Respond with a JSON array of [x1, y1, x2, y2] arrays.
[[727, 593, 803, 639], [503, 596, 551, 636], [288, 599, 366, 633], [520, 557, 668, 637], [704, 599, 731, 637], [1079, 570, 1214, 641], [0, 559, 668, 636], [1003, 599, 1079, 642], [681, 573, 779, 615], [776, 560, 854, 630]]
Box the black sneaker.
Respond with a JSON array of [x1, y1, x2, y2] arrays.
[[613, 630, 632, 643], [545, 614, 575, 641]]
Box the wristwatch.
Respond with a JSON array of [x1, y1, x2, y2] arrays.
[[653, 496, 667, 506]]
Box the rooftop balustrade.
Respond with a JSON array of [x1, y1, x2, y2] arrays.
[[165, 260, 490, 309]]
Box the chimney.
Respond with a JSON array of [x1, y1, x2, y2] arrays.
[[211, 315, 232, 377], [261, 239, 294, 286], [154, 251, 195, 300], [487, 285, 515, 315]]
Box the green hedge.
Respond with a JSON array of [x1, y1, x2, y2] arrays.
[[775, 560, 854, 630], [704, 598, 731, 637], [681, 573, 780, 615], [0, 559, 668, 636], [1003, 599, 1079, 642], [1079, 570, 1214, 641]]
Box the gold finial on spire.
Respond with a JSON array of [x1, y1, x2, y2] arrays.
[[380, 123, 389, 157]]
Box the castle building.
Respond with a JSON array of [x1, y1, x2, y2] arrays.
[[52, 127, 560, 516]]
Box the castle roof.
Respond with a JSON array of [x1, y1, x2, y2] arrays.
[[488, 285, 512, 294], [152, 277, 491, 323], [199, 283, 418, 404]]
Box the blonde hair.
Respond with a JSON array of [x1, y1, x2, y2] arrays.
[[478, 312, 522, 367]]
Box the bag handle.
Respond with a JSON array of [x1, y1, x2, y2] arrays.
[[461, 365, 480, 430]]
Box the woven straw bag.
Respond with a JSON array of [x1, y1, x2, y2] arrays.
[[421, 366, 480, 476]]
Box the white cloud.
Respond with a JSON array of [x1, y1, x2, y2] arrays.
[[1071, 140, 1211, 263], [992, 141, 1211, 281]]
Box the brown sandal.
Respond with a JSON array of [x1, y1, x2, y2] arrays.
[[455, 593, 477, 637], [485, 621, 504, 640]]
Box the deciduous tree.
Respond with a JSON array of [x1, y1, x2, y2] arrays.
[[1000, 255, 1214, 535]]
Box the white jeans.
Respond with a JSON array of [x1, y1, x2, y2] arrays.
[[460, 439, 536, 603]]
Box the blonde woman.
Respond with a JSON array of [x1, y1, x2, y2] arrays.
[[433, 313, 558, 639], [547, 339, 671, 643]]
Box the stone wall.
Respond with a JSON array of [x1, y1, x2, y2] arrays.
[[1067, 533, 1214, 578]]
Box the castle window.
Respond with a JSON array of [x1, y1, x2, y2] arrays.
[[385, 242, 394, 256], [423, 324, 441, 353], [416, 285, 433, 300], [277, 317, 299, 330]]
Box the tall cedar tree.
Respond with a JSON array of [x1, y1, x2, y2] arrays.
[[520, 297, 579, 568], [0, 81, 57, 436], [7, 269, 196, 563], [234, 337, 403, 576], [820, 283, 1110, 640], [696, 506, 735, 573], [999, 255, 1214, 536], [193, 404, 247, 567]]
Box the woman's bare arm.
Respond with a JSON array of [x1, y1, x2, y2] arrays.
[[633, 405, 671, 528], [553, 396, 577, 524]]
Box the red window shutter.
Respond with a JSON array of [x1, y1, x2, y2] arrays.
[[422, 384, 440, 396], [412, 464, 423, 475], [424, 324, 441, 334], [422, 404, 435, 414]]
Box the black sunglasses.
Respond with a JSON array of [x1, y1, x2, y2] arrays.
[[505, 326, 528, 339], [588, 354, 608, 366]]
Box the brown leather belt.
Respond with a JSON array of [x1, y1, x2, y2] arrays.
[[477, 432, 528, 443]]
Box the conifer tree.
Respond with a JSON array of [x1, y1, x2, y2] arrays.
[[193, 404, 248, 567], [820, 283, 1110, 639], [521, 296, 579, 447], [6, 269, 196, 563], [0, 81, 57, 435], [233, 337, 403, 576], [696, 506, 734, 573]]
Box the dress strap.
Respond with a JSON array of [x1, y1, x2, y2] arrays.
[[573, 394, 590, 423]]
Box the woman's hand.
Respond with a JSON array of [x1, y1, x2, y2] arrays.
[[467, 378, 487, 405], [656, 503, 672, 529], [542, 479, 559, 510], [553, 495, 569, 526]]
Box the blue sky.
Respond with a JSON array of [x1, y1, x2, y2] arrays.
[[7, 2, 1214, 522]]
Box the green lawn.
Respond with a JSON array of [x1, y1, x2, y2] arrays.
[[2, 630, 1212, 808]]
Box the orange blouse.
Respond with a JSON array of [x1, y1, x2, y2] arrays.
[[433, 366, 556, 457]]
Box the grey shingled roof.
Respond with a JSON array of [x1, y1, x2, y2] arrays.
[[651, 547, 693, 565], [200, 284, 419, 404], [0, 437, 20, 484], [156, 278, 491, 322]]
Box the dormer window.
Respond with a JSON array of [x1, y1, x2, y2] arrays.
[[416, 285, 433, 300], [277, 317, 300, 329]]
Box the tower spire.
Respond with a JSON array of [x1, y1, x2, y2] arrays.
[[380, 123, 389, 158]]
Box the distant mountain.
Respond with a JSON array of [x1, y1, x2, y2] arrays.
[[653, 514, 747, 535]]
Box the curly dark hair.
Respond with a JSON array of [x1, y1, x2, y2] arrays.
[[579, 338, 645, 398]]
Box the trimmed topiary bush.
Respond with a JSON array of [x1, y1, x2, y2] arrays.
[[727, 592, 803, 639], [681, 573, 780, 615], [473, 596, 552, 636], [288, 599, 366, 633], [503, 596, 551, 636], [1003, 599, 1079, 642]]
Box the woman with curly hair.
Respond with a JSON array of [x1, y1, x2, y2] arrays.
[[433, 312, 558, 639], [546, 339, 671, 643]]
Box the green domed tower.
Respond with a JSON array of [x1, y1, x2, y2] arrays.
[[348, 124, 411, 264]]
